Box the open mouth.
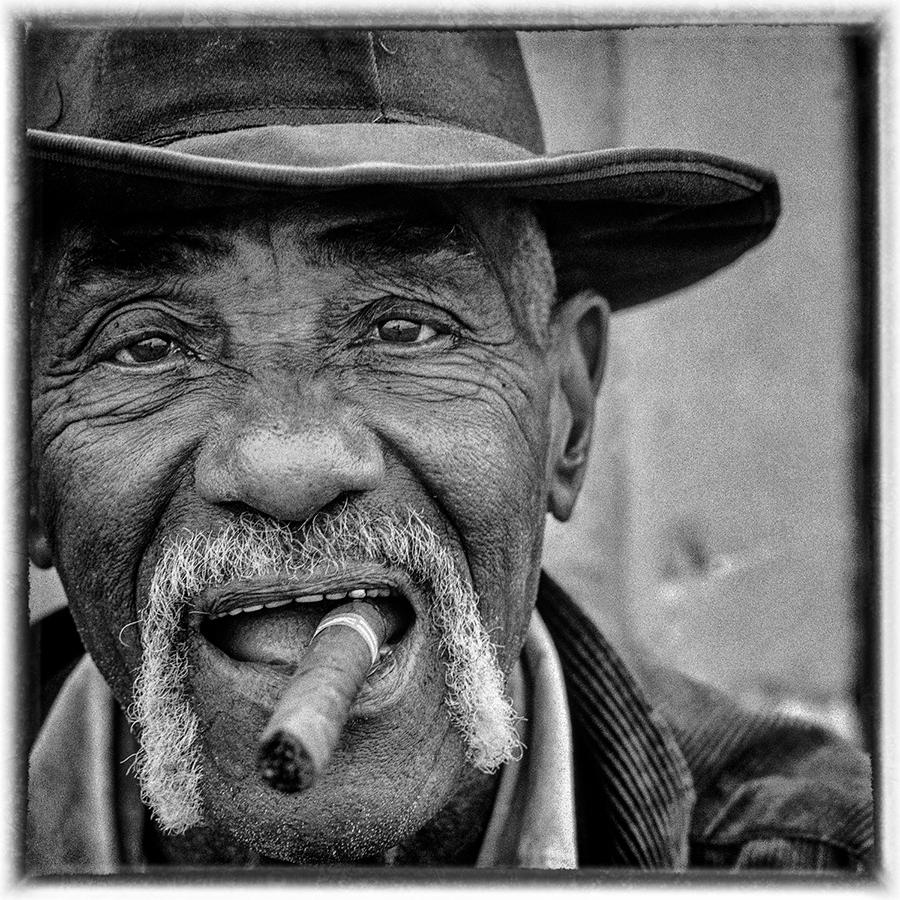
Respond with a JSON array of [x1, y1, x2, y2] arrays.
[[198, 572, 416, 674]]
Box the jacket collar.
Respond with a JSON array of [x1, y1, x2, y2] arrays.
[[537, 572, 696, 868]]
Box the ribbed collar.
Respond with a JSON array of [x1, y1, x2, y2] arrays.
[[537, 572, 696, 868]]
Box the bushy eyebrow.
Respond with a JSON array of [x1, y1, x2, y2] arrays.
[[308, 215, 490, 302], [52, 208, 486, 300], [57, 228, 234, 294], [312, 216, 479, 268]]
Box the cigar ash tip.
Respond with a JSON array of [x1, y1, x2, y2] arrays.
[[258, 733, 316, 793]]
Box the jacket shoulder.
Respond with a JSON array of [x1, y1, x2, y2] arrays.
[[635, 662, 874, 872]]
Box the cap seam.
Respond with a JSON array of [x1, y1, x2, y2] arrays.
[[123, 107, 484, 147], [85, 32, 110, 138], [367, 30, 386, 119], [133, 111, 499, 150], [140, 103, 384, 127]]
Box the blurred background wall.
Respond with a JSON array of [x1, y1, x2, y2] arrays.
[[524, 26, 867, 745], [28, 25, 870, 747]]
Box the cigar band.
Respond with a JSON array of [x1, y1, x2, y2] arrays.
[[313, 612, 380, 666]]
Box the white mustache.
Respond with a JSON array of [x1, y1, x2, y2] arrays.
[[128, 506, 522, 835]]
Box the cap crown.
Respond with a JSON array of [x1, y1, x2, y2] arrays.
[[26, 28, 545, 153]]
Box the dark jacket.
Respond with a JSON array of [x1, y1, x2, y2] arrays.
[[537, 574, 874, 871]]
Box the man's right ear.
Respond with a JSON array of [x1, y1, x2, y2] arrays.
[[545, 290, 610, 522], [29, 502, 53, 569]]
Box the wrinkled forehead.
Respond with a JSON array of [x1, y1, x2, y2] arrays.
[[46, 190, 467, 277], [32, 188, 553, 345]]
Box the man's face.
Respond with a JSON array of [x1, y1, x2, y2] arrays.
[[30, 191, 567, 861]]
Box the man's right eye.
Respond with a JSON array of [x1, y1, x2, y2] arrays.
[[112, 335, 183, 367]]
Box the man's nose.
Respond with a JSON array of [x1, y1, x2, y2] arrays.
[[194, 380, 384, 523]]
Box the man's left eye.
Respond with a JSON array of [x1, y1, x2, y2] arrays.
[[112, 336, 183, 366], [372, 319, 438, 344]]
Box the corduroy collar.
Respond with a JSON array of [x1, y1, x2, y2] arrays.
[[537, 572, 696, 868]]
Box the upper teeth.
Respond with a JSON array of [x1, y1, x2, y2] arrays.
[[208, 586, 391, 620]]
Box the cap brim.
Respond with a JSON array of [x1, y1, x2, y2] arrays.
[[27, 122, 780, 309]]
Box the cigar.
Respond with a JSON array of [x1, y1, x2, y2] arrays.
[[257, 599, 403, 793]]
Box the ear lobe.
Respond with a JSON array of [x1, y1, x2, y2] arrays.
[[29, 504, 53, 569], [547, 290, 610, 522]]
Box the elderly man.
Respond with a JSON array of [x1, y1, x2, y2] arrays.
[[26, 27, 872, 873]]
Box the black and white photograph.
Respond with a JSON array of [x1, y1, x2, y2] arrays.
[[11, 6, 891, 884]]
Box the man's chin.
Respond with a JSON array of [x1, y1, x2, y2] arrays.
[[168, 624, 463, 864]]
